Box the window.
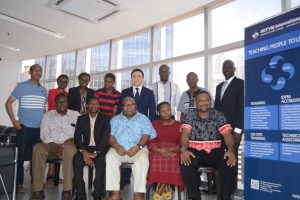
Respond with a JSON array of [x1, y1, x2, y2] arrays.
[[45, 55, 58, 79], [90, 74, 104, 90], [113, 31, 151, 69], [35, 57, 46, 69], [211, 48, 244, 97], [90, 43, 110, 73], [155, 14, 204, 60], [211, 0, 281, 47], [291, 0, 300, 7], [61, 51, 76, 76]]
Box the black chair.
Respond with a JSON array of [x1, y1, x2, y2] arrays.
[[198, 166, 221, 200], [0, 145, 18, 200]]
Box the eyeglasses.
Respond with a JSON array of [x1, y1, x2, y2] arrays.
[[123, 103, 136, 107]]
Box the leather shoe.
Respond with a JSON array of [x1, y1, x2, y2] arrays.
[[61, 190, 72, 200]]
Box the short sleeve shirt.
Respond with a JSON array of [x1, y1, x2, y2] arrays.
[[110, 112, 157, 150], [11, 80, 47, 128], [183, 108, 228, 141]]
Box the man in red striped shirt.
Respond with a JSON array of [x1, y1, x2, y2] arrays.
[[94, 73, 121, 118]]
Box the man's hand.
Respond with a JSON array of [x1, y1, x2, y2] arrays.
[[127, 146, 140, 157], [12, 120, 21, 130], [116, 146, 126, 156], [224, 151, 236, 167], [82, 151, 96, 166], [180, 150, 195, 166], [63, 138, 74, 145], [233, 132, 241, 143], [159, 148, 176, 157], [48, 142, 64, 158]]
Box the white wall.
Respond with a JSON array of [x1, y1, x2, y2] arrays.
[[0, 60, 20, 126]]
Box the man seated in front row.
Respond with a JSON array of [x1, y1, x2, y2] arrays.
[[73, 97, 111, 200], [31, 94, 80, 200], [180, 91, 236, 200], [106, 97, 157, 200]]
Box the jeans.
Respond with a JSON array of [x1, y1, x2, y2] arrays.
[[16, 125, 41, 185]]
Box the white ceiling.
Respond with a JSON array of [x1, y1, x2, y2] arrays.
[[0, 0, 214, 61]]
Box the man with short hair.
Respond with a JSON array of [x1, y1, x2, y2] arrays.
[[177, 72, 213, 122], [180, 91, 236, 200], [118, 68, 156, 121], [73, 97, 111, 200], [151, 64, 180, 118], [68, 72, 95, 114], [30, 94, 80, 200], [214, 59, 244, 193], [106, 97, 156, 200], [5, 64, 47, 192], [94, 73, 121, 118]]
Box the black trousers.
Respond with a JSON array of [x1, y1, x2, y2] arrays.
[[73, 146, 106, 199], [180, 148, 235, 200]]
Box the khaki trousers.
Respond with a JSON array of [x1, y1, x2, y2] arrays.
[[105, 147, 149, 193], [31, 143, 77, 191]]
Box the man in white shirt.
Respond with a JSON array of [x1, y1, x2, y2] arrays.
[[151, 64, 180, 118], [30, 94, 80, 200]]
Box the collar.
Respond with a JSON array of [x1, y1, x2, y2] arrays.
[[132, 85, 143, 93], [225, 76, 235, 85]]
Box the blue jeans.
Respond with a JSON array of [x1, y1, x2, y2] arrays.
[[16, 125, 41, 185]]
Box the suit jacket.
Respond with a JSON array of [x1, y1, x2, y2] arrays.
[[74, 113, 111, 154], [118, 86, 156, 121], [67, 86, 95, 113], [214, 76, 244, 132]]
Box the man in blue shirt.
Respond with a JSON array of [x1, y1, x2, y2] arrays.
[[5, 64, 47, 192], [106, 97, 156, 200]]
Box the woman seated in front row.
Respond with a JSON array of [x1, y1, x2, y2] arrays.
[[147, 102, 184, 200]]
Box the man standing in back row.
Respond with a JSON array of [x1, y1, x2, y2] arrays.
[[5, 64, 47, 193], [151, 64, 180, 118], [214, 59, 244, 193]]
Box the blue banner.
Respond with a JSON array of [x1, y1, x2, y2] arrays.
[[244, 6, 300, 200]]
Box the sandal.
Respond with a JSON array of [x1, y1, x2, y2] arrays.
[[152, 192, 162, 200], [163, 184, 172, 200]]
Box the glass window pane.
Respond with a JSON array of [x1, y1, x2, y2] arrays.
[[115, 67, 150, 91], [90, 43, 110, 73], [212, 0, 281, 47], [211, 48, 244, 97], [45, 55, 57, 79], [79, 49, 87, 73], [113, 31, 151, 69], [156, 14, 204, 60], [61, 51, 76, 76], [90, 74, 105, 90], [292, 0, 300, 7], [35, 57, 46, 70], [44, 82, 57, 90]]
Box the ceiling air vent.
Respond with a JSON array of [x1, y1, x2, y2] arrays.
[[46, 0, 120, 23]]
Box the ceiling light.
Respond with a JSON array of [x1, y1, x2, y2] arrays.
[[0, 13, 66, 39], [0, 43, 20, 52]]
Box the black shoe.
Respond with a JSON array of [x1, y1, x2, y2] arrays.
[[91, 191, 102, 200], [30, 190, 45, 200], [61, 190, 72, 200]]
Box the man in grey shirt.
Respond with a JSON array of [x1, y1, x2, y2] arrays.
[[177, 72, 214, 122]]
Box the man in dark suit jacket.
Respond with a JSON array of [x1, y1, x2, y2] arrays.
[[214, 59, 244, 192], [67, 72, 95, 114], [73, 97, 111, 200], [118, 68, 156, 121]]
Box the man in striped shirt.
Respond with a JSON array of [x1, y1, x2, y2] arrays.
[[5, 64, 47, 193], [94, 73, 121, 118]]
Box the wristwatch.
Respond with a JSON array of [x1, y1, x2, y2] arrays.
[[93, 150, 100, 155], [137, 143, 143, 150], [180, 147, 188, 152]]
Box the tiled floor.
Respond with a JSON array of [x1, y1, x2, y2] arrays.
[[11, 162, 243, 200]]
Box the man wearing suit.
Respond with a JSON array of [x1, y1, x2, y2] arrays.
[[118, 68, 156, 121], [73, 97, 111, 200], [214, 59, 244, 193], [67, 72, 95, 114]]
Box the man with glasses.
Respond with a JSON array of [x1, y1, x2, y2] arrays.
[[106, 97, 156, 200]]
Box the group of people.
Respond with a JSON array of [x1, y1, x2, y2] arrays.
[[5, 60, 244, 200]]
